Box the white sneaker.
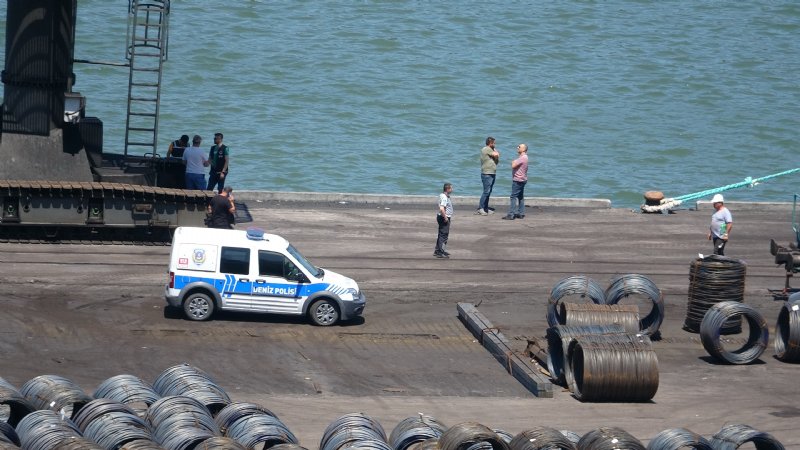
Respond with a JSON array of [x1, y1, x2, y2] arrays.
[[486, 209, 495, 215], [475, 209, 488, 216]]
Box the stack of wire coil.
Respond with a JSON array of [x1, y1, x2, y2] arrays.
[[646, 428, 713, 450], [0, 422, 19, 447], [576, 427, 645, 450], [15, 410, 82, 450], [20, 375, 93, 421], [438, 423, 510, 450], [388, 414, 447, 450], [684, 256, 746, 334], [547, 276, 607, 327], [559, 430, 582, 446], [700, 301, 768, 365], [223, 406, 298, 449], [709, 424, 785, 450], [509, 427, 576, 450], [214, 402, 278, 435], [319, 413, 389, 450], [774, 297, 800, 362], [45, 435, 104, 450], [93, 375, 161, 418], [153, 364, 231, 415], [545, 324, 626, 386], [558, 302, 640, 333], [194, 436, 248, 450], [270, 444, 310, 450], [566, 333, 659, 402], [0, 377, 35, 427], [605, 274, 665, 338], [145, 395, 220, 450], [73, 399, 154, 450], [118, 439, 166, 450]]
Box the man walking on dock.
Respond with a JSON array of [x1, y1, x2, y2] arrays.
[[434, 183, 454, 258], [708, 194, 733, 255]]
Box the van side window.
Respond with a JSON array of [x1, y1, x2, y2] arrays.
[[258, 251, 284, 277], [220, 247, 250, 275]]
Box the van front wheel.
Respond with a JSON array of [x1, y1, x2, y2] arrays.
[[184, 293, 214, 321], [309, 299, 339, 326]]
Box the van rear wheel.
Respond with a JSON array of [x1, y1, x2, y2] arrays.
[[309, 299, 339, 326], [184, 293, 214, 321]]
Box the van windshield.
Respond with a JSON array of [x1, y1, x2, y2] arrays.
[[287, 244, 322, 278]]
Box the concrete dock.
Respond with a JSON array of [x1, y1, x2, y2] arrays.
[[0, 193, 798, 447]]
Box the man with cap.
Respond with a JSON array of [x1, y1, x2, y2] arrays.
[[707, 193, 733, 256]]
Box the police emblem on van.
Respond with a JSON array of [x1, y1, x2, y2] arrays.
[[192, 248, 206, 264]]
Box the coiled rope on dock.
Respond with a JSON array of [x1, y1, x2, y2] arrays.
[[774, 298, 800, 362], [684, 256, 746, 334], [646, 428, 713, 450], [605, 274, 665, 337], [710, 424, 785, 450], [700, 301, 768, 364], [509, 427, 576, 450], [547, 276, 607, 327]]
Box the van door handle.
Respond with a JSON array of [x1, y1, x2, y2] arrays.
[[239, 278, 250, 283], [255, 279, 266, 284]]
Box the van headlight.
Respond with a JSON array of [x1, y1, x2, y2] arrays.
[[341, 288, 359, 300]]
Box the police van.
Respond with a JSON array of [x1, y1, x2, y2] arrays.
[[165, 226, 366, 325]]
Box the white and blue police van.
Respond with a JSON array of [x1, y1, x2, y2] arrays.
[[165, 226, 366, 325]]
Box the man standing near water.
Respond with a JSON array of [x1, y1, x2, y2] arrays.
[[502, 143, 528, 220], [476, 137, 499, 215], [708, 194, 733, 255], [183, 135, 209, 190], [207, 132, 230, 193], [434, 183, 454, 259]]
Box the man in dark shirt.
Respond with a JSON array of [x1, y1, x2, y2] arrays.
[[206, 132, 230, 193], [208, 186, 235, 229]]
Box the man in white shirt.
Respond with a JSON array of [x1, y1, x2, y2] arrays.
[[182, 135, 209, 190]]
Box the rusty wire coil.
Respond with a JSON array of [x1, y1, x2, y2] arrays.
[[118, 439, 165, 450], [72, 398, 137, 432], [83, 411, 153, 450], [93, 375, 160, 417], [225, 414, 298, 449], [389, 415, 447, 450], [709, 424, 785, 450], [700, 301, 768, 365], [194, 436, 248, 450], [605, 274, 664, 337], [51, 436, 105, 450], [547, 276, 607, 327], [0, 422, 19, 447], [558, 302, 640, 332], [16, 410, 82, 450], [0, 376, 36, 427], [567, 334, 659, 402], [684, 256, 746, 334], [546, 324, 626, 386], [774, 299, 800, 362], [646, 428, 713, 450], [577, 427, 645, 450], [320, 413, 388, 450], [438, 422, 510, 450], [509, 427, 576, 450], [20, 375, 93, 421], [152, 365, 231, 415]]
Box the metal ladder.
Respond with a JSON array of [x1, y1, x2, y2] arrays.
[[123, 0, 170, 157]]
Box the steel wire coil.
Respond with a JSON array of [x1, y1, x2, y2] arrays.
[[145, 395, 219, 450], [225, 414, 298, 449], [438, 423, 510, 450], [700, 301, 768, 364], [214, 402, 278, 435], [491, 431, 513, 445], [152, 365, 230, 415], [389, 415, 447, 450], [270, 445, 310, 450], [16, 410, 82, 450], [340, 439, 395, 450], [646, 428, 712, 450], [774, 299, 800, 362], [93, 375, 160, 417], [0, 377, 36, 427], [605, 274, 665, 337], [194, 437, 248, 450], [576, 427, 645, 450], [558, 303, 640, 332], [566, 335, 659, 402], [546, 276, 607, 327], [73, 399, 137, 432], [509, 427, 576, 450], [684, 256, 746, 334], [51, 436, 105, 450], [406, 438, 439, 450], [559, 431, 581, 446], [709, 424, 785, 450], [145, 396, 216, 431], [118, 439, 165, 450], [0, 422, 19, 447], [83, 411, 153, 450], [19, 375, 93, 420], [0, 441, 17, 450], [320, 413, 387, 450], [546, 324, 626, 386], [156, 426, 217, 450]]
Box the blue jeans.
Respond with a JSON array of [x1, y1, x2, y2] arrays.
[[508, 180, 526, 216], [185, 173, 206, 190], [479, 173, 496, 211]]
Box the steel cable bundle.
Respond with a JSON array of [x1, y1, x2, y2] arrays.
[[16, 410, 82, 450], [566, 334, 659, 402], [646, 428, 713, 450], [700, 301, 768, 364], [684, 256, 746, 334], [213, 402, 278, 435], [225, 413, 299, 449], [389, 415, 447, 450], [93, 375, 161, 417], [320, 413, 387, 450], [774, 299, 800, 362], [73, 399, 138, 432], [559, 431, 581, 446], [152, 365, 231, 415], [83, 411, 153, 450], [576, 427, 645, 450], [605, 274, 665, 337], [0, 422, 19, 447], [19, 375, 93, 420], [558, 303, 640, 333], [438, 422, 510, 450], [0, 377, 36, 427], [509, 427, 576, 450], [50, 436, 105, 450], [709, 424, 785, 450], [546, 324, 626, 386], [145, 396, 219, 450], [547, 276, 607, 327], [194, 437, 247, 450], [118, 439, 165, 450]]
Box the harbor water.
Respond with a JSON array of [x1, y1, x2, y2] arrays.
[[1, 1, 799, 208]]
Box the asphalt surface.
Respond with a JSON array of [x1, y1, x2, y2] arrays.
[[0, 198, 798, 447]]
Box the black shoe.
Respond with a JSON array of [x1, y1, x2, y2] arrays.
[[442, 251, 451, 256], [501, 215, 515, 220], [515, 214, 525, 219], [435, 253, 449, 259]]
